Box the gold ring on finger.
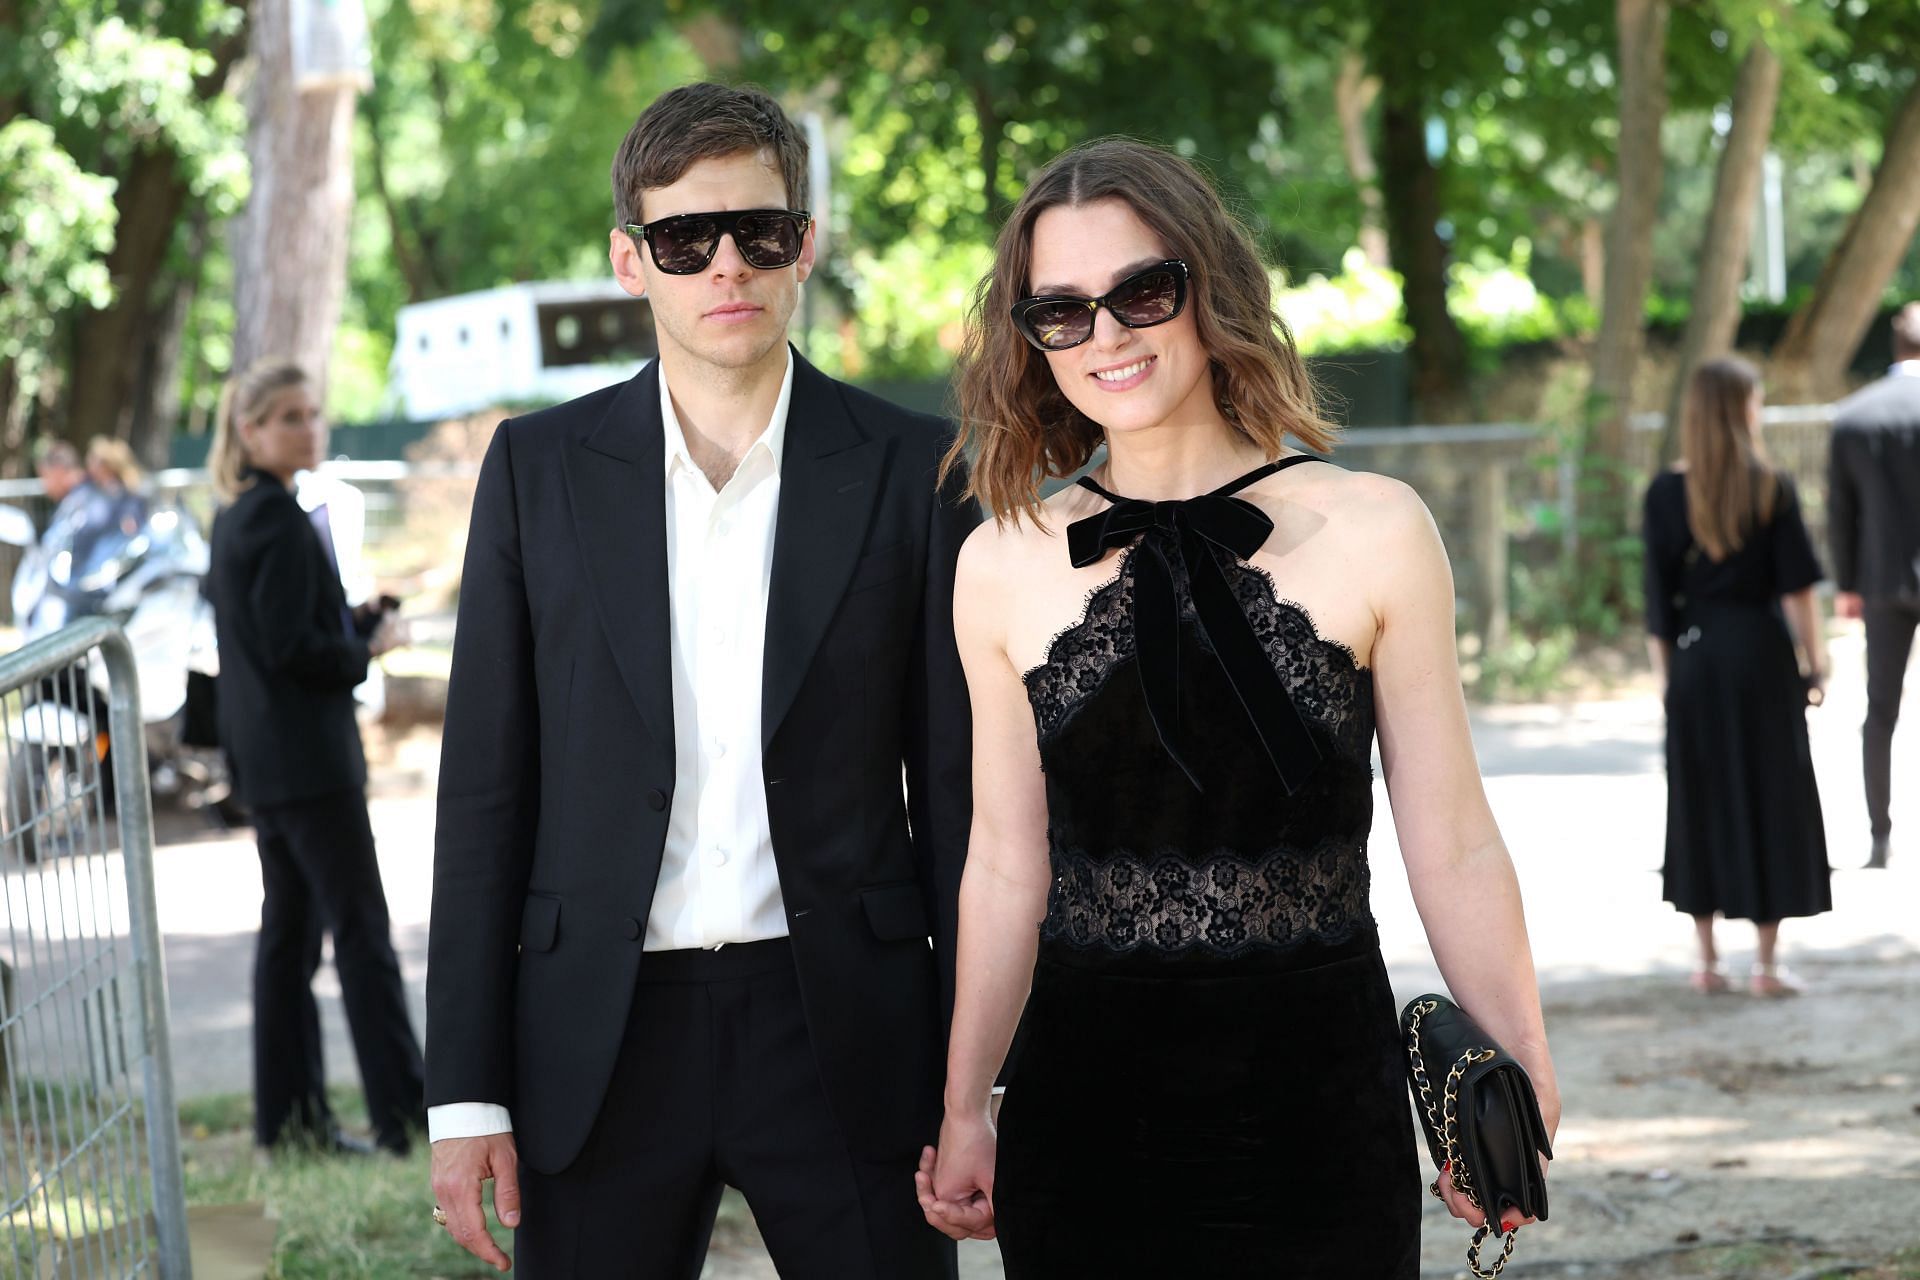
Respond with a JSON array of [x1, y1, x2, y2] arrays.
[[431, 1206, 448, 1227]]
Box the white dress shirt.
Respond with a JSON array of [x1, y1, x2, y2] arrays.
[[428, 352, 795, 1143]]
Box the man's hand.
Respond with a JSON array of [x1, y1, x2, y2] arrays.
[[430, 1133, 521, 1271], [1836, 591, 1864, 621]]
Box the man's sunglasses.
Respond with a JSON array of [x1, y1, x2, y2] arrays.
[[623, 209, 812, 275], [1011, 260, 1190, 352]]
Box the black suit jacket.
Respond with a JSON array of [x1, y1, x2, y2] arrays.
[[207, 471, 372, 808], [426, 353, 978, 1173], [1830, 372, 1920, 601]]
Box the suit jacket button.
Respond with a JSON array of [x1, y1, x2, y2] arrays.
[[647, 789, 667, 811], [621, 917, 642, 941]]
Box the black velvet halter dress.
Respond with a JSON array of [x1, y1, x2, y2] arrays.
[[993, 457, 1421, 1278]]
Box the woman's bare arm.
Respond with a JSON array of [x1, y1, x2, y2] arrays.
[[1364, 479, 1560, 1224], [917, 522, 1053, 1240]]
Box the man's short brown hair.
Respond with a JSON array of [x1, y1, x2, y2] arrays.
[[611, 83, 809, 231], [1892, 302, 1920, 360]]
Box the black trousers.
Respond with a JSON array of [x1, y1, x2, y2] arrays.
[[250, 787, 424, 1148], [1864, 597, 1920, 839], [516, 938, 955, 1280]]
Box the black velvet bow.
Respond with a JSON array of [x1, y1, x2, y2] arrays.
[[1066, 460, 1324, 794]]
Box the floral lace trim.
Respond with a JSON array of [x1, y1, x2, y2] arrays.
[[1040, 843, 1374, 957], [1022, 544, 1373, 759]]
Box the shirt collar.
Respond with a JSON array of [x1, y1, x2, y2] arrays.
[[1892, 359, 1920, 378], [659, 347, 795, 480]]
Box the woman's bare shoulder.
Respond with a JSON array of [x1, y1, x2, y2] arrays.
[[1282, 460, 1435, 546]]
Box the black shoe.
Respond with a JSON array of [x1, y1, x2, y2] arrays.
[[1866, 836, 1890, 869], [372, 1129, 413, 1158], [321, 1128, 377, 1157]]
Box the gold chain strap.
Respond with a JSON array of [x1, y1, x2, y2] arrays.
[[1407, 999, 1515, 1279]]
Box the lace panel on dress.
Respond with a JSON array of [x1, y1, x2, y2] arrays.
[[1040, 841, 1374, 956]]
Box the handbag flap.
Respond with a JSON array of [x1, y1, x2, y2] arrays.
[[1402, 993, 1553, 1224]]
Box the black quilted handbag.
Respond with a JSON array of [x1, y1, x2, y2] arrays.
[[1402, 994, 1554, 1278]]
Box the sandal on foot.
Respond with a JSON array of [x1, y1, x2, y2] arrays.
[[1749, 964, 1803, 998]]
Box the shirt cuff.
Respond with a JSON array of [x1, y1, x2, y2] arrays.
[[428, 1102, 514, 1143]]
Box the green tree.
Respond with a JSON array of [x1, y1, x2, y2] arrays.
[[0, 0, 247, 467]]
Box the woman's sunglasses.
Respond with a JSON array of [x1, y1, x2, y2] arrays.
[[1011, 260, 1190, 352], [624, 209, 812, 275]]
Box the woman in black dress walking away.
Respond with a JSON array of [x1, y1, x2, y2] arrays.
[[913, 138, 1560, 1277], [1644, 356, 1831, 998]]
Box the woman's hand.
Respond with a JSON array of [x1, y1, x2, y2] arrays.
[[1435, 1086, 1558, 1234], [368, 613, 410, 657], [914, 1111, 997, 1241]]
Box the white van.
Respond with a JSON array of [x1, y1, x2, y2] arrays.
[[390, 280, 656, 420]]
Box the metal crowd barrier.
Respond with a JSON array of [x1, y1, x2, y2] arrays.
[[0, 619, 189, 1278]]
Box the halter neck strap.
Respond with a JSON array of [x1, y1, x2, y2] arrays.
[[1075, 453, 1320, 505]]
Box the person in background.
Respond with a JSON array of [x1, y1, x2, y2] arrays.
[[1644, 356, 1830, 998], [1828, 302, 1920, 870], [205, 357, 424, 1155], [83, 436, 150, 534], [33, 439, 87, 508]]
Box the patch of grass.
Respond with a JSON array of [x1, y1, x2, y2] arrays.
[[175, 1086, 506, 1279], [180, 1128, 506, 1277], [174, 1085, 368, 1141]]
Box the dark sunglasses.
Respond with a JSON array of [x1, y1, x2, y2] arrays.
[[1011, 260, 1190, 352], [624, 208, 812, 275]]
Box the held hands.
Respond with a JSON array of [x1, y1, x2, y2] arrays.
[[1835, 591, 1863, 621], [430, 1133, 521, 1271], [914, 1111, 998, 1241]]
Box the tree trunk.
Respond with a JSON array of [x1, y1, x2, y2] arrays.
[[363, 83, 442, 303], [969, 78, 1006, 220], [63, 148, 191, 446], [1334, 49, 1390, 268], [58, 4, 246, 450], [1659, 37, 1781, 462], [1378, 90, 1470, 422], [1587, 0, 1669, 485], [0, 358, 24, 478], [230, 0, 361, 393], [1581, 216, 1606, 306], [1770, 80, 1920, 403], [127, 212, 210, 470], [0, 0, 22, 129]]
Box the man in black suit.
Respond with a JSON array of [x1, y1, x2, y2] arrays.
[[426, 83, 975, 1277], [1830, 302, 1920, 870]]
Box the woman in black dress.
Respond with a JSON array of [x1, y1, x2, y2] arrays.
[[914, 139, 1560, 1276], [1644, 356, 1830, 998], [207, 359, 425, 1152]]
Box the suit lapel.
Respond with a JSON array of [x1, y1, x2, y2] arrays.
[[762, 354, 883, 750], [562, 364, 676, 751]]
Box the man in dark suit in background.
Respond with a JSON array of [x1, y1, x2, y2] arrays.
[[1829, 302, 1920, 870], [426, 83, 975, 1277]]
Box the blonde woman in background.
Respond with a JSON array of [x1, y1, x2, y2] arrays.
[[1643, 355, 1831, 997], [205, 358, 423, 1154]]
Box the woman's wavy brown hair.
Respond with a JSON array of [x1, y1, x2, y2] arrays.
[[1681, 355, 1777, 561], [943, 137, 1336, 524]]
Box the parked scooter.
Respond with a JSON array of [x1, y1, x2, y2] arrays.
[[0, 492, 226, 863]]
